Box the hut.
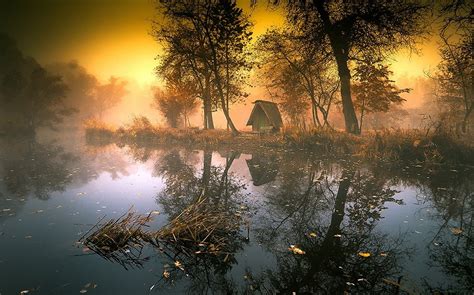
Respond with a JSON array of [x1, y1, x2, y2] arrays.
[[246, 100, 283, 132], [246, 153, 279, 186]]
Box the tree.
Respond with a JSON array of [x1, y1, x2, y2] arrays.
[[154, 0, 253, 135], [352, 59, 409, 132], [47, 61, 129, 124], [93, 76, 128, 119], [257, 28, 338, 129], [152, 85, 199, 128], [0, 35, 74, 135], [268, 0, 428, 134], [276, 66, 310, 129], [434, 1, 473, 133]]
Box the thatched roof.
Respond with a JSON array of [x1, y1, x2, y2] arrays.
[[246, 100, 283, 128]]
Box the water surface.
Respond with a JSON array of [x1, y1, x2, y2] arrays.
[[0, 136, 472, 294]]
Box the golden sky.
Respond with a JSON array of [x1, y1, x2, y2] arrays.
[[0, 0, 440, 86], [0, 0, 443, 128]]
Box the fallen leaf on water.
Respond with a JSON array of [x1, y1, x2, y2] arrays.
[[163, 270, 170, 279], [79, 289, 87, 294], [175, 260, 184, 270], [380, 253, 388, 257], [451, 228, 463, 235], [358, 252, 371, 258], [308, 232, 317, 238], [334, 234, 342, 238], [289, 245, 306, 255]]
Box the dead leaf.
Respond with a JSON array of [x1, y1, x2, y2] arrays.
[[451, 228, 463, 235], [289, 245, 306, 255], [163, 270, 170, 279], [308, 232, 317, 238], [174, 260, 184, 270], [358, 252, 371, 258]]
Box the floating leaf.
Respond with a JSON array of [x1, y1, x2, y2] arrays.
[[358, 252, 371, 258], [163, 270, 170, 279], [174, 260, 184, 270], [308, 232, 317, 238], [289, 245, 306, 255], [451, 228, 463, 235], [79, 289, 87, 294]]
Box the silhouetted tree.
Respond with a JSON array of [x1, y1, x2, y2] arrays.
[[257, 28, 338, 129], [47, 61, 128, 122], [152, 72, 199, 128], [352, 59, 409, 132], [94, 76, 127, 119], [268, 0, 428, 134], [0, 35, 74, 134], [154, 0, 252, 134]]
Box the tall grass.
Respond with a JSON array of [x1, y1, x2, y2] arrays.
[[361, 129, 474, 165]]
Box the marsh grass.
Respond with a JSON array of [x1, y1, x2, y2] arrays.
[[80, 210, 153, 269], [81, 196, 245, 270], [361, 129, 474, 165], [84, 118, 473, 164]]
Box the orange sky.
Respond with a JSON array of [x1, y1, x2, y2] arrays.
[[0, 0, 442, 126]]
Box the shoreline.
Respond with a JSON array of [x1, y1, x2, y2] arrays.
[[84, 124, 474, 166]]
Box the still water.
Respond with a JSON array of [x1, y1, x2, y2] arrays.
[[0, 135, 472, 294]]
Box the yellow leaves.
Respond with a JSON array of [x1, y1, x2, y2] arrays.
[[163, 270, 170, 279], [174, 260, 184, 270], [289, 245, 306, 255], [358, 252, 371, 258], [451, 227, 463, 235], [308, 232, 317, 238]]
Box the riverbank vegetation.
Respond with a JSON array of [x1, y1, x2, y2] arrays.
[[85, 117, 474, 166]]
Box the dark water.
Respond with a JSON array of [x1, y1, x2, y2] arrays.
[[0, 135, 472, 294]]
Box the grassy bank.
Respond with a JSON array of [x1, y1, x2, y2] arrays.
[[84, 118, 474, 165]]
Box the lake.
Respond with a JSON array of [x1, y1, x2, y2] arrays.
[[0, 135, 472, 294]]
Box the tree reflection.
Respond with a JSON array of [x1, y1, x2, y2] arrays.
[[152, 149, 249, 293], [250, 157, 410, 294], [417, 169, 474, 293], [0, 136, 78, 200]]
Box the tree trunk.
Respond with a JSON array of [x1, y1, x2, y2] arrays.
[[213, 70, 240, 135], [335, 56, 360, 134], [203, 76, 214, 130], [313, 1, 360, 134], [312, 102, 322, 128], [359, 101, 366, 134], [461, 108, 472, 133]]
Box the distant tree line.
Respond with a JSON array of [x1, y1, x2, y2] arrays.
[[0, 34, 128, 136]]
